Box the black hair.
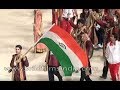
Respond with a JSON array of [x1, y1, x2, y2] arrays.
[[92, 9, 100, 13], [16, 45, 22, 50], [77, 19, 85, 25], [111, 33, 119, 40], [80, 9, 90, 19]]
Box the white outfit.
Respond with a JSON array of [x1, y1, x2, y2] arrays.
[[105, 40, 120, 64], [95, 24, 101, 30], [62, 9, 74, 19]]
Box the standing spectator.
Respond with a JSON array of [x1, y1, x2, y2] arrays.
[[105, 34, 120, 81], [80, 33, 93, 81], [60, 9, 77, 34], [34, 9, 46, 53], [45, 50, 63, 81]]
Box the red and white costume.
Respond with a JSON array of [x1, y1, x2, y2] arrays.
[[60, 9, 76, 34], [105, 40, 120, 81]]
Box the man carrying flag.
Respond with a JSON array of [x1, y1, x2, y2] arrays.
[[9, 45, 29, 81]]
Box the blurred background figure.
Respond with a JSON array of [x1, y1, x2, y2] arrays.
[[34, 9, 46, 53]]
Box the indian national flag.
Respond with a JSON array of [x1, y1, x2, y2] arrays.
[[39, 24, 88, 76]]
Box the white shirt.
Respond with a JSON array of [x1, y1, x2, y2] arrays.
[[14, 61, 17, 66], [105, 41, 120, 64], [62, 9, 74, 19]]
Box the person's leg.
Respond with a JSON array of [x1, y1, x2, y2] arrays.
[[48, 66, 54, 81], [113, 63, 120, 81], [80, 68, 86, 81], [54, 68, 63, 81], [85, 75, 92, 81], [116, 63, 120, 81], [109, 64, 116, 81], [101, 60, 109, 78], [89, 27, 94, 45], [95, 29, 100, 45], [88, 60, 92, 75], [98, 28, 104, 45]]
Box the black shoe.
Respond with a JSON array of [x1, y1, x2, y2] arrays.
[[100, 76, 107, 79]]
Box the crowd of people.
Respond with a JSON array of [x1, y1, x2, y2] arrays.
[[52, 9, 120, 81]]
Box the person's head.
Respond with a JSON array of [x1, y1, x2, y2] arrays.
[[106, 21, 111, 28], [110, 33, 118, 43], [81, 9, 90, 18], [77, 19, 85, 28], [15, 45, 22, 54], [98, 9, 103, 13], [83, 9, 89, 15], [92, 9, 97, 12]]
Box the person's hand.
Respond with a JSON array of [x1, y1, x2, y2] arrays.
[[82, 26, 86, 30], [16, 60, 21, 63], [37, 31, 42, 36], [23, 56, 26, 61]]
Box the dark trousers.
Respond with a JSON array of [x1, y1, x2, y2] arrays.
[[48, 66, 62, 81], [102, 60, 109, 78], [95, 28, 104, 45], [80, 68, 92, 81]]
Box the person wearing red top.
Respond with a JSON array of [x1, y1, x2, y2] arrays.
[[60, 9, 78, 35], [80, 33, 93, 81], [45, 50, 62, 81], [100, 19, 114, 79]]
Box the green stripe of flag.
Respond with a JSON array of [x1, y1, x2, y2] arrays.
[[40, 38, 75, 76]]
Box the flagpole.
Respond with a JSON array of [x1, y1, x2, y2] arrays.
[[18, 23, 56, 61], [33, 23, 55, 47]]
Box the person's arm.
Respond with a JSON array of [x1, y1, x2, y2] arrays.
[[88, 16, 94, 36], [74, 9, 78, 17], [23, 56, 29, 67], [86, 41, 93, 59], [76, 26, 86, 36], [45, 50, 50, 64], [91, 12, 97, 20], [10, 55, 15, 68], [101, 9, 104, 17], [59, 9, 63, 21], [105, 44, 109, 59], [69, 19, 77, 29]]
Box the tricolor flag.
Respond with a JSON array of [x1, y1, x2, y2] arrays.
[[39, 24, 88, 76]]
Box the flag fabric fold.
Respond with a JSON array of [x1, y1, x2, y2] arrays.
[[39, 25, 88, 76]]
